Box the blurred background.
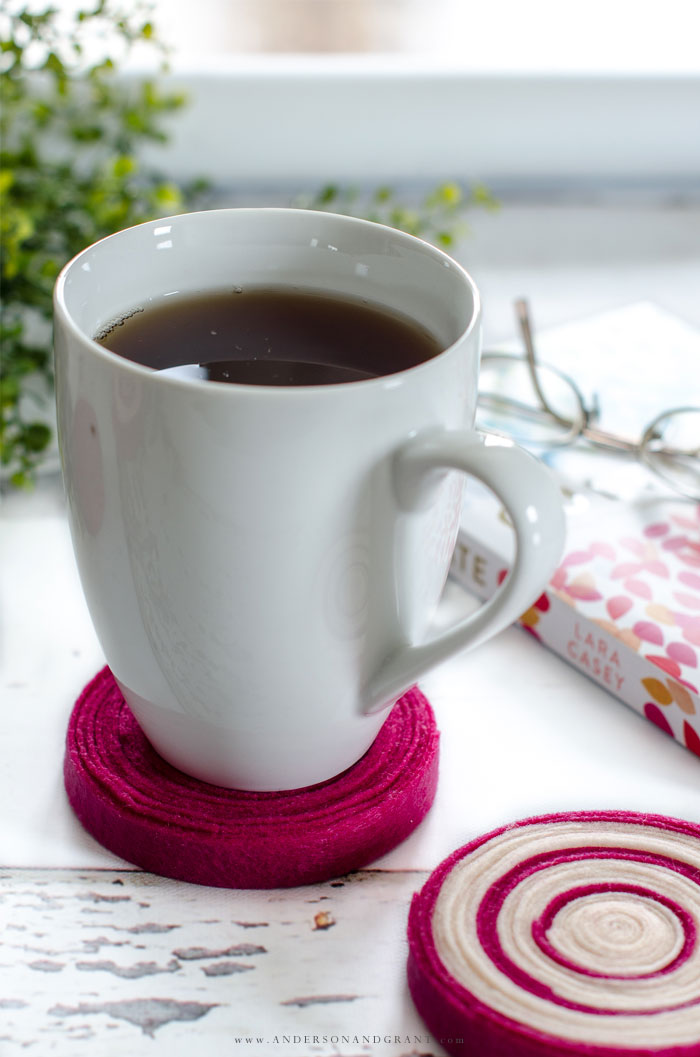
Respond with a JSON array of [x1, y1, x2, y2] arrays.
[[146, 0, 698, 70], [2, 0, 699, 488]]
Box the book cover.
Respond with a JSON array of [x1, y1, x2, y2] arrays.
[[451, 302, 700, 756]]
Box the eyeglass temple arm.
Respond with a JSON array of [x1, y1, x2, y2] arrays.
[[515, 299, 573, 429], [510, 300, 697, 465], [515, 298, 640, 455], [581, 423, 640, 454]]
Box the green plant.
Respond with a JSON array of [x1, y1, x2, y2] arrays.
[[1, 1, 194, 487], [303, 180, 498, 249]]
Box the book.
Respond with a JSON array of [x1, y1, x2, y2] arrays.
[[450, 302, 700, 756]]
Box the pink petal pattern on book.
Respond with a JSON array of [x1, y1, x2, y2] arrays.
[[674, 591, 700, 611], [668, 681, 696, 715], [564, 575, 603, 602], [611, 561, 644, 579], [633, 621, 664, 646], [455, 478, 700, 757], [607, 596, 633, 621], [589, 541, 616, 559], [672, 512, 700, 531], [620, 536, 648, 557], [644, 560, 670, 578], [646, 603, 675, 625], [550, 567, 568, 590], [663, 535, 690, 552], [666, 642, 698, 669], [643, 702, 674, 736], [684, 721, 700, 756], [644, 522, 670, 538], [625, 578, 653, 600], [664, 537, 700, 568], [562, 550, 593, 567], [675, 615, 700, 646], [646, 655, 682, 678]]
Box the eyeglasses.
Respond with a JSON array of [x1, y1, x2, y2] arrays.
[[476, 299, 700, 501]]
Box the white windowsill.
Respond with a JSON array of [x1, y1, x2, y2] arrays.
[[134, 59, 700, 192]]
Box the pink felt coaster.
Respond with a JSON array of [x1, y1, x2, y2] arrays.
[[407, 811, 700, 1057], [64, 667, 439, 889]]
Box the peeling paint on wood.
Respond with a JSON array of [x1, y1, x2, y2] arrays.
[[172, 943, 266, 960], [200, 961, 256, 977], [76, 891, 132, 904], [0, 867, 443, 1056], [75, 957, 182, 978], [280, 994, 360, 1007], [27, 959, 65, 972], [49, 997, 218, 1037], [126, 922, 179, 934]]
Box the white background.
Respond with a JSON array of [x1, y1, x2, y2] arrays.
[[149, 0, 700, 72]]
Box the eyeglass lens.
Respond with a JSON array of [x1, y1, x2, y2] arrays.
[[640, 408, 700, 500], [477, 354, 586, 448]]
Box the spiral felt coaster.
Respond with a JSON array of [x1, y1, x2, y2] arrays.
[[407, 811, 700, 1057], [64, 667, 439, 889]]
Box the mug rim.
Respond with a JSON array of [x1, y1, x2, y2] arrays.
[[53, 206, 481, 396]]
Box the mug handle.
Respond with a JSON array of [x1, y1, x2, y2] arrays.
[[363, 429, 565, 714]]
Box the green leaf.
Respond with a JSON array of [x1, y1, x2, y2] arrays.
[[21, 422, 52, 452], [112, 154, 137, 178], [0, 377, 21, 406], [317, 184, 338, 204], [44, 51, 66, 78], [10, 471, 33, 490], [151, 181, 182, 210], [438, 181, 462, 206]]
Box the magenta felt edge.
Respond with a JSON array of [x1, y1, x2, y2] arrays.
[[64, 667, 440, 889], [67, 668, 430, 827], [406, 811, 700, 1057]]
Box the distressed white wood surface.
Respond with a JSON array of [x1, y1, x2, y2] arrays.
[[0, 868, 453, 1057]]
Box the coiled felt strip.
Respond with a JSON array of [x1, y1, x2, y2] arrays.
[[64, 666, 439, 889], [407, 812, 700, 1057]]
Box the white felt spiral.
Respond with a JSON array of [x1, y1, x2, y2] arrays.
[[408, 812, 700, 1056]]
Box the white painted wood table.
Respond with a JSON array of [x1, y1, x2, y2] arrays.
[[2, 200, 700, 1056]]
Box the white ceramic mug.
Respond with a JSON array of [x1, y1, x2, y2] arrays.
[[54, 208, 564, 790]]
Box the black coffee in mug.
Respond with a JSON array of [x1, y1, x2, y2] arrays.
[[95, 287, 443, 386]]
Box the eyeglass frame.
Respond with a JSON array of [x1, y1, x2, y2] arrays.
[[478, 298, 700, 500]]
